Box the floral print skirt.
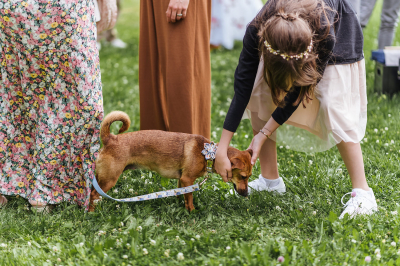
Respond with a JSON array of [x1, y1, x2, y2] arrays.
[[0, 0, 103, 209]]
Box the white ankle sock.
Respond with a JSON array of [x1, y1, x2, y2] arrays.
[[260, 174, 281, 187], [352, 188, 372, 193]]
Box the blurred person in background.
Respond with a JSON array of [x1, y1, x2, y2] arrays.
[[210, 0, 263, 49], [97, 0, 127, 50], [359, 0, 400, 49], [139, 0, 212, 140]]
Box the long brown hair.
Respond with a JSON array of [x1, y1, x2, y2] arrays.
[[254, 0, 332, 108]]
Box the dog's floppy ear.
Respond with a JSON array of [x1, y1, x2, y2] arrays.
[[246, 149, 253, 157], [231, 157, 245, 170]]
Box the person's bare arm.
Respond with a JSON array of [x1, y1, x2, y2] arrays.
[[248, 117, 280, 165]]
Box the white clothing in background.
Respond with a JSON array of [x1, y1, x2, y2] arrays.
[[210, 0, 263, 49]]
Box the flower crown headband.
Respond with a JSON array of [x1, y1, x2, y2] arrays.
[[263, 39, 313, 60]]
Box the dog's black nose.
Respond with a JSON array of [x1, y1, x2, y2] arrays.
[[233, 184, 248, 197], [239, 189, 248, 197]]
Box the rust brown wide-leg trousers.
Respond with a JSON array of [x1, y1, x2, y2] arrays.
[[139, 0, 211, 140]]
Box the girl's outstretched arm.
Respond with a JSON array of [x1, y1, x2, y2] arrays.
[[248, 117, 280, 165], [215, 129, 234, 183]]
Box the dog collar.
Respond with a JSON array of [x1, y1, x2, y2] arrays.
[[201, 142, 217, 173]]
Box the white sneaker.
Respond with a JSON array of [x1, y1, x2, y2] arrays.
[[110, 38, 127, 49], [247, 175, 286, 195], [339, 188, 378, 219]]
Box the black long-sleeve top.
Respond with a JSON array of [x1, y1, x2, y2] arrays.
[[223, 0, 364, 132]]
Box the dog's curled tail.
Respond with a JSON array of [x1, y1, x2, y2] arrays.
[[100, 111, 131, 142]]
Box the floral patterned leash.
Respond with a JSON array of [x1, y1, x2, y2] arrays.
[[92, 142, 217, 203]]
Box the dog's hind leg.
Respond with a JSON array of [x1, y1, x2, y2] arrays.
[[89, 174, 103, 212]]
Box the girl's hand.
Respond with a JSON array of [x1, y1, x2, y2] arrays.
[[215, 129, 235, 182], [247, 133, 268, 165], [166, 0, 189, 23], [214, 148, 232, 183]]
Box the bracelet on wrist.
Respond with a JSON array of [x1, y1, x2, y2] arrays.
[[259, 129, 270, 138]]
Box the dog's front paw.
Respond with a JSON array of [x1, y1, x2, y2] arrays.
[[185, 205, 195, 212]]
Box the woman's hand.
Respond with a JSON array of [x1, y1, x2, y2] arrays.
[[166, 0, 189, 23], [247, 132, 268, 165], [214, 148, 232, 183]]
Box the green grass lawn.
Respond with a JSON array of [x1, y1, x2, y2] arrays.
[[1, 0, 400, 265]]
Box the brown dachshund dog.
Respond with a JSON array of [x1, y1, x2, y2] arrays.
[[89, 111, 253, 212]]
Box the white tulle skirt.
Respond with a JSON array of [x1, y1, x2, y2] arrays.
[[244, 59, 367, 152], [210, 0, 263, 49]]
